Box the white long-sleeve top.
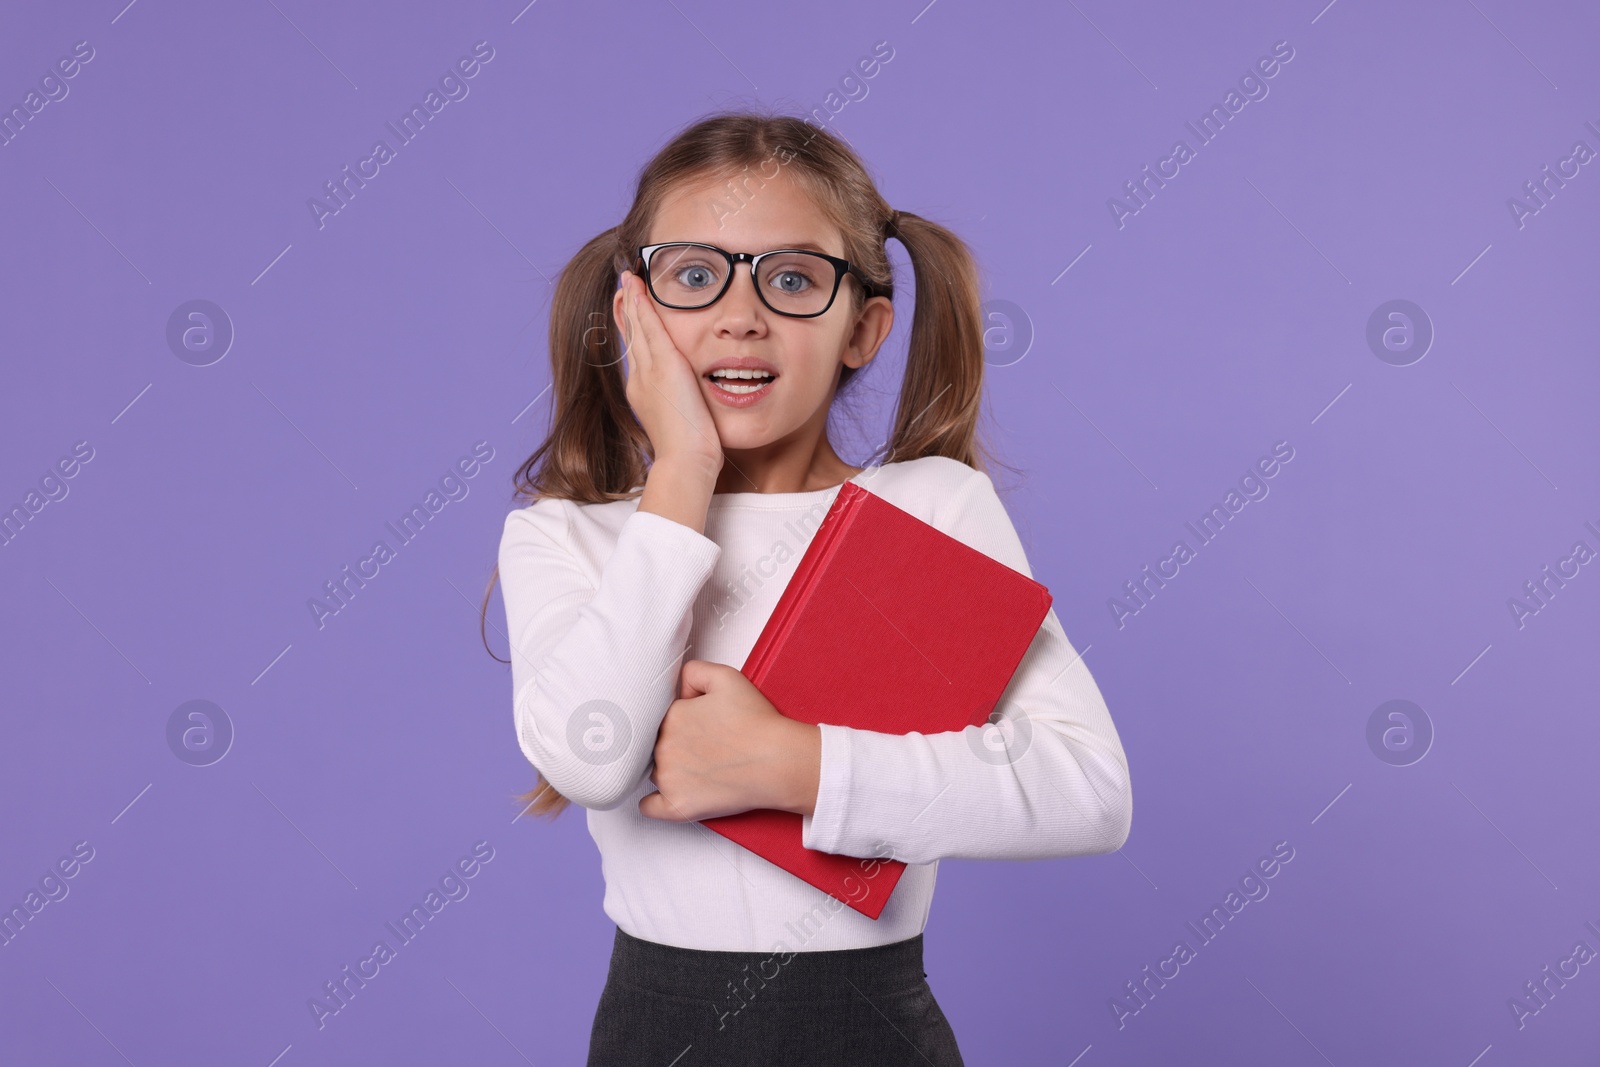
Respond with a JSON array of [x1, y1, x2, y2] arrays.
[[498, 454, 1132, 952]]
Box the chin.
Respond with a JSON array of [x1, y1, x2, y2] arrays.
[[711, 429, 770, 452], [708, 416, 783, 452]]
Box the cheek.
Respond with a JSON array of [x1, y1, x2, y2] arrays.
[[778, 363, 832, 404], [777, 339, 842, 391]]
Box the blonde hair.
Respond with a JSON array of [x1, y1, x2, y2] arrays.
[[479, 108, 1013, 820]]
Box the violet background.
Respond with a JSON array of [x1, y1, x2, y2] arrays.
[[3, 1, 1597, 1064]]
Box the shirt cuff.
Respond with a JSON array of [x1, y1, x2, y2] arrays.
[[800, 722, 855, 854], [624, 507, 722, 567]]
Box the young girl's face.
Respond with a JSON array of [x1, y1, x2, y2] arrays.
[[639, 169, 893, 454]]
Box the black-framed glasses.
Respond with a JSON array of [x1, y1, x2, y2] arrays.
[[636, 242, 875, 318]]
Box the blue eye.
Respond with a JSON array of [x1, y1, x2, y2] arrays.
[[674, 265, 717, 289], [770, 270, 814, 294]]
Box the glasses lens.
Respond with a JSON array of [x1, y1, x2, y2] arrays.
[[646, 244, 728, 308], [756, 252, 835, 315]]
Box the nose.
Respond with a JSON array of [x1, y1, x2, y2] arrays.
[[712, 263, 767, 328]]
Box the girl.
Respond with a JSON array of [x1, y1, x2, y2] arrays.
[[487, 112, 1132, 1065]]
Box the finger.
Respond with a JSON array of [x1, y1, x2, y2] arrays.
[[627, 278, 675, 368], [619, 282, 639, 360], [639, 790, 691, 822], [619, 274, 646, 353], [612, 290, 633, 371], [679, 658, 714, 699]]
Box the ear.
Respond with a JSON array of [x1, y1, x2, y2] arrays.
[[843, 294, 895, 370]]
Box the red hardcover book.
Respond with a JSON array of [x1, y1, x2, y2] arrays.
[[700, 480, 1052, 920]]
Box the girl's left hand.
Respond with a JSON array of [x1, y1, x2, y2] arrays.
[[639, 660, 820, 823]]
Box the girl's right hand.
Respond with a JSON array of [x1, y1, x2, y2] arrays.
[[614, 271, 724, 471]]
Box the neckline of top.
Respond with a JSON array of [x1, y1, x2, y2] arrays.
[[703, 461, 898, 508]]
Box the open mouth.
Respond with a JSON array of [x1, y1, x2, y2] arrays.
[[707, 368, 777, 396]]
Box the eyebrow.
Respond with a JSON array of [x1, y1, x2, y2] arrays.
[[668, 240, 835, 254]]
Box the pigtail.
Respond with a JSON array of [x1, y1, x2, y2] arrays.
[[877, 210, 1011, 482]]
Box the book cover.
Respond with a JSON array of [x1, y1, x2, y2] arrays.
[[701, 479, 1052, 919]]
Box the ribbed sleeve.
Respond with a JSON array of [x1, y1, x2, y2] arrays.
[[799, 468, 1133, 864], [498, 500, 721, 811]]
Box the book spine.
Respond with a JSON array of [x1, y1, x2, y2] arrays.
[[741, 484, 866, 684]]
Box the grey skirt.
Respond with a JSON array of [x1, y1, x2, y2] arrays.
[[585, 925, 965, 1066]]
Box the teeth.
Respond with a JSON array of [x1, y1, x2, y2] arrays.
[[712, 379, 770, 395], [710, 368, 774, 380]]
